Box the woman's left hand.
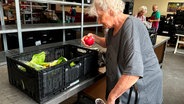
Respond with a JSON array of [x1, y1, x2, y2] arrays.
[[107, 97, 115, 104]]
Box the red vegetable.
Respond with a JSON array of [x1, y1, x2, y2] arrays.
[[84, 35, 94, 46]]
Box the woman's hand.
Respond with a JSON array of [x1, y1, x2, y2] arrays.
[[107, 93, 116, 104], [148, 19, 153, 22], [107, 96, 116, 104], [81, 33, 95, 47]]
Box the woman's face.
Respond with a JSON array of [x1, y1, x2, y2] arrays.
[[96, 8, 114, 29], [138, 11, 145, 16]]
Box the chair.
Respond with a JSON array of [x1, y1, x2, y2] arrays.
[[174, 34, 184, 54]]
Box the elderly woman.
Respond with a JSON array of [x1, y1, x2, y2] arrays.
[[135, 6, 147, 22], [82, 0, 163, 104], [134, 6, 152, 29]]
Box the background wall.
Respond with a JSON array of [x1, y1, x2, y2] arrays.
[[133, 0, 184, 17]]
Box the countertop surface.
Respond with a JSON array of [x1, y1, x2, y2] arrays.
[[0, 35, 170, 104], [154, 35, 170, 48]]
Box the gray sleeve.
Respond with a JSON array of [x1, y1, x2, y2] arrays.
[[119, 19, 144, 77]]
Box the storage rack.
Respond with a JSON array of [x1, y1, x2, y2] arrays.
[[0, 0, 103, 53], [0, 2, 8, 52], [21, 1, 48, 24]]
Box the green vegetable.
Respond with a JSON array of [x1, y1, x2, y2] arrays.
[[24, 51, 47, 71], [26, 61, 46, 71], [30, 51, 46, 65], [70, 61, 76, 67], [46, 56, 68, 67], [20, 51, 69, 71], [56, 56, 68, 64]]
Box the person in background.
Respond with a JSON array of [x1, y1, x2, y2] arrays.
[[148, 4, 161, 31], [69, 6, 76, 23], [135, 6, 152, 28], [134, 6, 147, 22], [82, 0, 163, 104]]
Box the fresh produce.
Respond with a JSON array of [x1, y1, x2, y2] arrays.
[[26, 61, 46, 71], [70, 61, 76, 67], [19, 52, 47, 71], [41, 56, 68, 68], [19, 51, 76, 71], [84, 35, 94, 46], [30, 51, 46, 65]]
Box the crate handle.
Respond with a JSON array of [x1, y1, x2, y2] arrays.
[[9, 57, 34, 73], [17, 61, 35, 73], [17, 64, 27, 72]]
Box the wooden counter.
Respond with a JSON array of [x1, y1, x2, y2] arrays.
[[154, 35, 170, 67]]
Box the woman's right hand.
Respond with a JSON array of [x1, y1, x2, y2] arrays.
[[81, 33, 95, 47]]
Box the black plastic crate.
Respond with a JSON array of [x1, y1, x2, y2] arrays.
[[6, 44, 99, 104]]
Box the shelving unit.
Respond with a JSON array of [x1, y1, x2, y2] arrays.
[[20, 1, 48, 24], [0, 0, 103, 53], [0, 22, 102, 33], [0, 2, 8, 52]]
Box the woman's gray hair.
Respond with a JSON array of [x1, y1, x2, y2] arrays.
[[138, 6, 147, 13], [86, 0, 125, 17]]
